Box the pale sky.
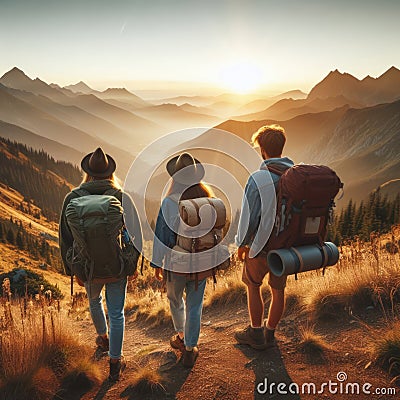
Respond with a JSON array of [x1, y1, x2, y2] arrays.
[[1, 0, 399, 94]]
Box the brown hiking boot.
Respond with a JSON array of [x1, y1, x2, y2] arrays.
[[183, 347, 199, 368], [108, 358, 126, 382], [234, 325, 267, 350], [170, 334, 185, 352], [95, 335, 109, 352]]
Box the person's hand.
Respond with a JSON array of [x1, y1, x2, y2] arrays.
[[75, 276, 84, 287], [128, 271, 139, 282], [154, 268, 163, 281], [237, 246, 249, 261]]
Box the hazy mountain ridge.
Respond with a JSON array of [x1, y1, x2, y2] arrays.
[[234, 67, 400, 122], [305, 100, 400, 201], [0, 67, 75, 101], [0, 68, 163, 150], [0, 84, 135, 175], [218, 99, 400, 203], [236, 95, 361, 122], [64, 80, 95, 94], [217, 106, 349, 163], [0, 120, 84, 165], [308, 66, 400, 104], [0, 65, 399, 204]]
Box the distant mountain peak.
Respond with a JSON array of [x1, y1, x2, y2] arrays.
[[387, 65, 399, 73], [8, 66, 25, 75], [378, 66, 400, 79], [103, 87, 131, 94], [0, 66, 32, 83], [361, 74, 374, 81], [64, 81, 94, 94]]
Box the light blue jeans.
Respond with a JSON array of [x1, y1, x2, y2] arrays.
[[85, 278, 127, 359], [166, 273, 207, 348]]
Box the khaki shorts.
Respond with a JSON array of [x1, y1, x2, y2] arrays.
[[242, 251, 287, 290]]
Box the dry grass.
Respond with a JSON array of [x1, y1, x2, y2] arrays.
[[204, 269, 248, 308], [298, 324, 332, 364], [122, 368, 166, 398], [126, 288, 171, 327], [126, 232, 400, 328], [0, 284, 100, 399], [372, 321, 400, 379], [285, 238, 400, 322], [204, 259, 274, 308]]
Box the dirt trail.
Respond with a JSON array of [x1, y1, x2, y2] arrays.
[[73, 300, 395, 400]]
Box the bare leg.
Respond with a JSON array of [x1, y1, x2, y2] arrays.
[[246, 285, 264, 328], [266, 287, 285, 329]]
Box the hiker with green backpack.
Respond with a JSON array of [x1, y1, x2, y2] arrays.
[[234, 125, 342, 350], [59, 148, 142, 381], [151, 153, 229, 368]]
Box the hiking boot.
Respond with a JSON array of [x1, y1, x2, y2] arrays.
[[234, 325, 267, 350], [108, 358, 126, 382], [264, 326, 276, 347], [95, 335, 109, 352], [170, 334, 185, 353], [183, 347, 199, 368]]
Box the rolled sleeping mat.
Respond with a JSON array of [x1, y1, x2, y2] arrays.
[[179, 198, 226, 229], [267, 242, 339, 277]]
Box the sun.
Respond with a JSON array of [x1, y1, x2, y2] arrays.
[[218, 62, 264, 94]]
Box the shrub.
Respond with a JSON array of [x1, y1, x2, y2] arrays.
[[0, 268, 63, 299], [122, 368, 166, 398], [372, 322, 400, 378]]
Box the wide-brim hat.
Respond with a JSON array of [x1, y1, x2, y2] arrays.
[[166, 153, 205, 185], [81, 147, 116, 178]]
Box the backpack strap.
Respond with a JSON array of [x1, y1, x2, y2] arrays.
[[104, 188, 121, 199], [261, 161, 292, 174], [72, 188, 91, 197], [69, 188, 91, 296], [265, 165, 287, 177]]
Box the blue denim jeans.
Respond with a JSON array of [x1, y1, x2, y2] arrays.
[[166, 273, 206, 348], [85, 278, 127, 359]]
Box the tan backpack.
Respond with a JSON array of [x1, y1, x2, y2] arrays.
[[169, 197, 230, 286]]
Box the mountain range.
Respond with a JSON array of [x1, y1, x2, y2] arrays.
[[0, 66, 399, 204], [235, 67, 400, 122], [216, 65, 400, 202]]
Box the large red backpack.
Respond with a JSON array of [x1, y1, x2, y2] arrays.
[[264, 163, 343, 252]]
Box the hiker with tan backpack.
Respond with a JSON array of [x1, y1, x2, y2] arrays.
[[151, 153, 229, 368], [235, 125, 342, 350], [59, 148, 142, 381]]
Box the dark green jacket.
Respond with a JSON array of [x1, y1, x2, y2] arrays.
[[59, 179, 142, 276]]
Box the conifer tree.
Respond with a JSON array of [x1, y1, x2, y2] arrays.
[[16, 229, 24, 250], [6, 228, 15, 245]]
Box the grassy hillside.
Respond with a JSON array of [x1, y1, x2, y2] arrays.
[[0, 137, 81, 221]]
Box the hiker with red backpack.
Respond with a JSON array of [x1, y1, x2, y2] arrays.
[[235, 125, 342, 350], [151, 153, 228, 368], [59, 148, 142, 381], [235, 125, 294, 349]]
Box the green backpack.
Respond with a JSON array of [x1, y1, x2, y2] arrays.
[[65, 188, 139, 285]]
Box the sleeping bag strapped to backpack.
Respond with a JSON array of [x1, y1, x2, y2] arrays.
[[65, 188, 139, 283], [264, 163, 343, 252], [170, 197, 230, 285]]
